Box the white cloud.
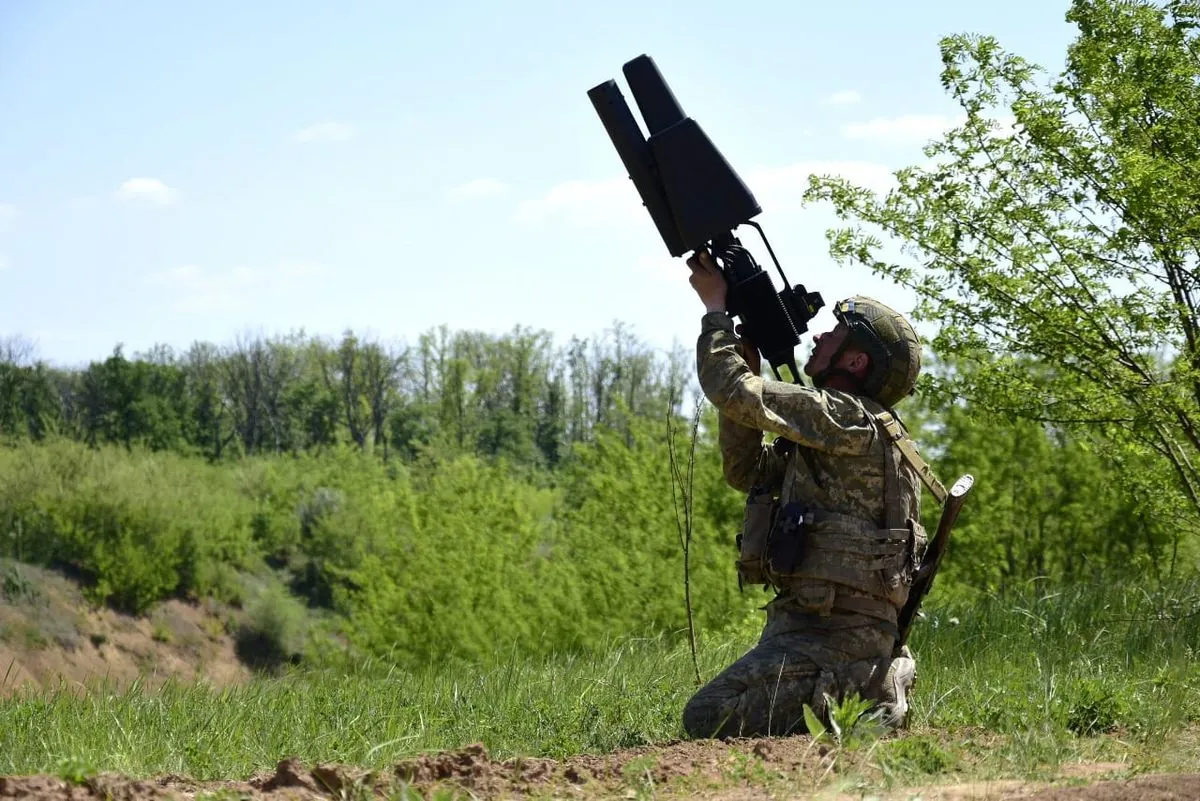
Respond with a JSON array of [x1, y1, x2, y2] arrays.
[[446, 178, 510, 200], [747, 160, 896, 209], [841, 113, 965, 144], [842, 112, 1021, 147], [292, 122, 356, 143], [146, 261, 327, 313], [826, 90, 862, 106], [114, 178, 180, 205], [512, 176, 643, 227]]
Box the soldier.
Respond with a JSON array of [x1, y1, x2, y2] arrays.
[[682, 250, 936, 739]]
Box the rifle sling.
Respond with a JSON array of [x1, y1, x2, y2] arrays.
[[875, 411, 948, 505]]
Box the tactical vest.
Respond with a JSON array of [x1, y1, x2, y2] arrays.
[[736, 410, 947, 638]]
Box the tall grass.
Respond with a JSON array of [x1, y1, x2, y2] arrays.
[[2, 579, 1198, 781], [910, 577, 1200, 737]]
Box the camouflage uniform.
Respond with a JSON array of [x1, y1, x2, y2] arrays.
[[683, 310, 926, 739]]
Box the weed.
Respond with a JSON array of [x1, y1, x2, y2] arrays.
[[1, 561, 41, 605], [804, 693, 887, 751], [53, 755, 96, 785], [876, 735, 960, 778], [1061, 677, 1132, 735], [151, 621, 172, 644]]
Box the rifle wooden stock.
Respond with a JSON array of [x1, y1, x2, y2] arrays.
[[896, 473, 975, 648]]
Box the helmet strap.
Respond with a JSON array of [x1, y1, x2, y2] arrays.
[[813, 366, 865, 393]]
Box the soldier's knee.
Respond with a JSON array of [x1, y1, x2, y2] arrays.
[[682, 690, 724, 739], [682, 682, 741, 739]]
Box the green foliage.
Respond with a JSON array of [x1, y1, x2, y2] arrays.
[[0, 321, 689, 474], [1, 560, 40, 604], [803, 693, 887, 751], [1061, 676, 1133, 735], [909, 577, 1200, 738], [322, 410, 755, 665], [0, 406, 754, 666], [1, 580, 1198, 781], [0, 439, 257, 613], [331, 450, 566, 663], [52, 755, 97, 785], [805, 0, 1200, 538], [234, 579, 310, 672], [908, 356, 1191, 589], [876, 736, 960, 778], [547, 410, 757, 655]]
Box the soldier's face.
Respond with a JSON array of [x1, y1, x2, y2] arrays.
[[803, 324, 850, 377], [801, 321, 868, 378]]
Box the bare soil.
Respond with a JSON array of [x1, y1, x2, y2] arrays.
[[2, 740, 1198, 801], [0, 562, 249, 695]]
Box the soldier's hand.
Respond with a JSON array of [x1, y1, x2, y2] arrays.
[[735, 324, 762, 375], [687, 250, 727, 312]]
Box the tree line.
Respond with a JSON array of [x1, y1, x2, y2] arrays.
[[0, 323, 692, 471]]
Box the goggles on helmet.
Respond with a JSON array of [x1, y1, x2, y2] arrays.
[[833, 300, 892, 373]]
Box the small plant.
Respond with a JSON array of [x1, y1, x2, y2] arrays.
[[20, 623, 48, 650], [1, 561, 41, 604], [876, 735, 959, 778], [196, 790, 252, 801], [53, 755, 97, 785], [620, 754, 658, 800], [151, 620, 172, 643], [803, 692, 888, 751], [1062, 678, 1131, 735], [233, 581, 308, 672]]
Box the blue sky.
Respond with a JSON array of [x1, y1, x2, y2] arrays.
[[0, 0, 1079, 368]]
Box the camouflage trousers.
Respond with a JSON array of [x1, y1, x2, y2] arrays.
[[682, 601, 915, 740]]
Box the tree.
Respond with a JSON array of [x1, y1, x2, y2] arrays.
[[804, 0, 1200, 541], [912, 355, 1181, 586]]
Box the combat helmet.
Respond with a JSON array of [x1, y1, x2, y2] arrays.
[[818, 296, 922, 408]]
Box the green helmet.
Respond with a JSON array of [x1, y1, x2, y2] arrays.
[[829, 296, 922, 407]]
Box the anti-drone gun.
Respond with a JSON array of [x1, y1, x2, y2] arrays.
[[587, 55, 823, 382]]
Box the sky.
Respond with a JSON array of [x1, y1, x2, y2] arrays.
[[0, 0, 1081, 369]]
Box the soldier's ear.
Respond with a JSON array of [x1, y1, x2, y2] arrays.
[[846, 350, 871, 376]]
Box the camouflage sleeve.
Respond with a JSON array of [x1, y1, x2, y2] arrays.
[[717, 410, 786, 493], [696, 311, 877, 456]]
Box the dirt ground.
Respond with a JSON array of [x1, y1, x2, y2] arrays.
[[0, 562, 249, 696], [2, 739, 1198, 801]]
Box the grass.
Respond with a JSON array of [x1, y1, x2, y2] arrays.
[[1, 578, 1198, 786]]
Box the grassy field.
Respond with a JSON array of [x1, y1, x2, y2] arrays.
[[2, 577, 1198, 793]]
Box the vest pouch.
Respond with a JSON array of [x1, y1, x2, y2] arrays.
[[736, 487, 777, 586], [883, 517, 929, 607], [765, 501, 811, 583]]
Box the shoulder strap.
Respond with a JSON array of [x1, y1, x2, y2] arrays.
[[876, 417, 904, 530], [875, 411, 948, 505]]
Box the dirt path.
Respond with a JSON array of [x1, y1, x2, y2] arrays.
[[3, 739, 1198, 800]]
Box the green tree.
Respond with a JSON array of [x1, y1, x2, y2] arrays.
[[913, 356, 1180, 587], [0, 363, 59, 441], [805, 0, 1200, 549]]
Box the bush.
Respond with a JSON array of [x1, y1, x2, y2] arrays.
[[234, 580, 309, 672], [0, 439, 258, 613]]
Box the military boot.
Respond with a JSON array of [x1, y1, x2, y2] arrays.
[[875, 645, 917, 729]]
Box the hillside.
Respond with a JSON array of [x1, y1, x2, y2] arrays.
[[1, 560, 249, 695]]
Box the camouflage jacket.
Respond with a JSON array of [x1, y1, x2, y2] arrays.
[[696, 311, 926, 643]]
